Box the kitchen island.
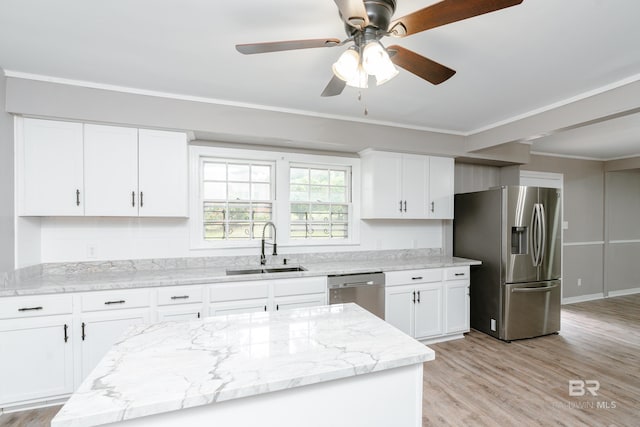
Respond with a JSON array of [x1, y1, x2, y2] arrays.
[[51, 303, 434, 427]]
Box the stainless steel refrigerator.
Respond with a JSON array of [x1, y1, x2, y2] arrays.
[[453, 186, 561, 341]]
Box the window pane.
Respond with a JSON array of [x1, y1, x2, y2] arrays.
[[203, 182, 226, 200], [290, 223, 308, 239], [329, 186, 346, 203], [203, 203, 225, 221], [331, 223, 349, 239], [330, 170, 346, 186], [290, 190, 308, 202], [228, 222, 251, 239], [204, 223, 225, 240], [228, 164, 250, 181], [228, 203, 250, 221], [310, 185, 329, 202], [310, 169, 329, 185], [228, 182, 250, 200], [331, 206, 349, 222], [290, 203, 309, 221], [251, 165, 271, 182], [290, 168, 309, 184], [309, 204, 330, 222], [253, 222, 272, 239], [252, 203, 272, 222], [251, 183, 271, 200], [203, 163, 226, 181]]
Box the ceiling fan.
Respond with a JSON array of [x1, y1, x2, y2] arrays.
[[236, 0, 524, 97]]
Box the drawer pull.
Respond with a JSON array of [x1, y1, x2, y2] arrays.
[[104, 300, 126, 305], [455, 273, 465, 276], [411, 277, 423, 280], [18, 306, 43, 312], [170, 295, 190, 300]]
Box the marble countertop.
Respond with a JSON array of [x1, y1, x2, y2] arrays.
[[0, 255, 480, 297], [51, 303, 435, 427]]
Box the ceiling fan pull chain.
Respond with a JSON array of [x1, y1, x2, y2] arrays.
[[357, 90, 368, 116]]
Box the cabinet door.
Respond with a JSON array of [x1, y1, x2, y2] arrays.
[[138, 129, 188, 217], [209, 299, 269, 317], [20, 118, 84, 216], [445, 281, 470, 334], [84, 124, 139, 216], [385, 285, 414, 337], [273, 293, 326, 312], [0, 316, 74, 405], [361, 151, 403, 218], [401, 154, 428, 219], [80, 309, 150, 380], [428, 156, 454, 219], [413, 283, 443, 339]]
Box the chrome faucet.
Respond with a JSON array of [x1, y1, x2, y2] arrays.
[[260, 221, 277, 266]]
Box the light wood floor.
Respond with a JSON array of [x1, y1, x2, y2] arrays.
[[2, 295, 638, 427]]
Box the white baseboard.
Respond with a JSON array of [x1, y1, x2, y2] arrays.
[[420, 333, 465, 345], [607, 287, 640, 298], [562, 293, 605, 305], [1, 396, 68, 413]]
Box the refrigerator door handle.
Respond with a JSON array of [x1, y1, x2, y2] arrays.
[[530, 205, 539, 267], [539, 204, 546, 266], [511, 283, 558, 293]]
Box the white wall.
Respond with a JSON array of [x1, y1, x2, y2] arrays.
[[38, 217, 443, 263], [0, 69, 14, 273]]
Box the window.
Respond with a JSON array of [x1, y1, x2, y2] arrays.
[[289, 165, 351, 240], [201, 159, 274, 240]]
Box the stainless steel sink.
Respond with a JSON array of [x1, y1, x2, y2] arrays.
[[226, 266, 307, 276]]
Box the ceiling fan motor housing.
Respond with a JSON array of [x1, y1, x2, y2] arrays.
[[344, 0, 397, 35]]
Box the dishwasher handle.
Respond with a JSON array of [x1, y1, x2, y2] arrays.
[[330, 280, 379, 289]]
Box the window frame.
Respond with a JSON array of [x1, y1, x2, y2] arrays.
[[189, 145, 360, 250]]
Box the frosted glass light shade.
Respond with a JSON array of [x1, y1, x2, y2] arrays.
[[345, 65, 368, 89], [332, 49, 360, 82]]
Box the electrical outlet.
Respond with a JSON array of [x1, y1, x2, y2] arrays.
[[490, 318, 496, 331], [87, 244, 98, 259], [577, 278, 582, 287], [562, 221, 569, 230]]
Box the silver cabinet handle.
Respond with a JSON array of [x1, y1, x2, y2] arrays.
[[76, 189, 81, 206], [132, 191, 136, 207], [18, 306, 43, 312], [170, 295, 189, 300]]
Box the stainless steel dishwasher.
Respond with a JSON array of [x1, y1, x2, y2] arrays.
[[328, 272, 385, 319]]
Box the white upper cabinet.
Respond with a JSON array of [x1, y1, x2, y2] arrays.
[[138, 129, 188, 217], [20, 118, 84, 216], [18, 118, 188, 218], [84, 124, 139, 216], [427, 156, 454, 219], [360, 150, 453, 219]]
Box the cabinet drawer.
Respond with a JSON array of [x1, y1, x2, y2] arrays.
[[210, 282, 269, 302], [386, 269, 442, 287], [158, 286, 203, 306], [81, 289, 151, 312], [0, 294, 73, 320], [273, 277, 326, 297], [445, 267, 469, 281]]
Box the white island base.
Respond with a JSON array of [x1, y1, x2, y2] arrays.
[[116, 363, 423, 427]]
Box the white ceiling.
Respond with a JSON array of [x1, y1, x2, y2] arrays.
[[1, 0, 640, 160]]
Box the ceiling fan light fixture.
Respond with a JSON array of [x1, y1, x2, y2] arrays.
[[362, 41, 398, 86], [332, 48, 360, 82], [375, 60, 399, 86]]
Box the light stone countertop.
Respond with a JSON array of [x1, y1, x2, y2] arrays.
[[50, 303, 435, 427], [0, 255, 480, 297]]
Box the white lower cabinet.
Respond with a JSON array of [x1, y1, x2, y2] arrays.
[[274, 293, 326, 311], [157, 285, 205, 321], [0, 294, 75, 405], [79, 289, 152, 380], [0, 315, 74, 405], [385, 267, 469, 343], [210, 299, 269, 316]]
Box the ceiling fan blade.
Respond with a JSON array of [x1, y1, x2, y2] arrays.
[[388, 45, 456, 85], [333, 0, 370, 29], [389, 0, 523, 37], [321, 75, 347, 97], [236, 38, 341, 55]]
